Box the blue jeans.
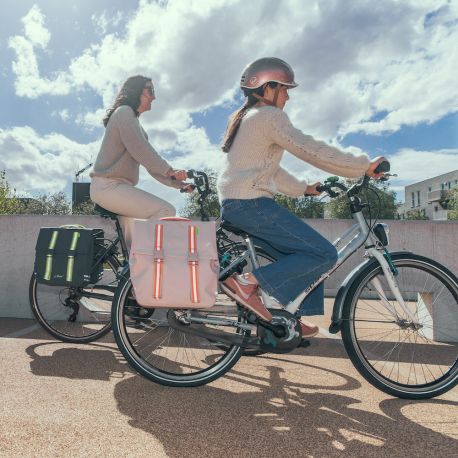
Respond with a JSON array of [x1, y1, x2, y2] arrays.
[[221, 198, 338, 316]]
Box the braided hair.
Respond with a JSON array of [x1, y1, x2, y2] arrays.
[[221, 82, 278, 152]]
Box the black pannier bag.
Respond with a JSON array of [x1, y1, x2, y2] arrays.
[[34, 226, 104, 287]]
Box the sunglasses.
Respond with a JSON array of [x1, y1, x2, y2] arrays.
[[144, 85, 155, 97]]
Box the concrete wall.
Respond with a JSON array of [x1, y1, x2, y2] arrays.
[[1, 216, 457, 318]]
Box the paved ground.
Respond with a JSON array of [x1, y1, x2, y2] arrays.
[[0, 315, 457, 458]]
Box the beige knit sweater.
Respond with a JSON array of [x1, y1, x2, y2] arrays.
[[90, 105, 180, 189], [217, 106, 370, 201]]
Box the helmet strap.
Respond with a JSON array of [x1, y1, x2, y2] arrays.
[[272, 85, 281, 106], [251, 84, 281, 107], [251, 92, 275, 106]]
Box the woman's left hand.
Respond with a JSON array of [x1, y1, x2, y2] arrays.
[[304, 182, 323, 196]]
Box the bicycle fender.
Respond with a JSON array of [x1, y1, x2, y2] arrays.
[[329, 250, 412, 334]]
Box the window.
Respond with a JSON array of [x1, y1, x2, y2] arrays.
[[417, 190, 420, 206], [447, 182, 451, 189], [411, 192, 415, 208], [428, 186, 432, 192]]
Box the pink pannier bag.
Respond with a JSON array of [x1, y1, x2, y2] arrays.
[[129, 217, 219, 308]]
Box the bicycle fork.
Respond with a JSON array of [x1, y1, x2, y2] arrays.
[[368, 249, 419, 325]]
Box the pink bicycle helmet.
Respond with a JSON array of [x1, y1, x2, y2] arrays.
[[240, 57, 298, 89]]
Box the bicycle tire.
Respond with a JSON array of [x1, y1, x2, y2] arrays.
[[111, 272, 248, 387], [341, 253, 458, 399], [29, 254, 120, 343]]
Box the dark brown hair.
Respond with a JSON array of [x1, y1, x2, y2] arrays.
[[221, 83, 277, 152], [103, 75, 152, 127]]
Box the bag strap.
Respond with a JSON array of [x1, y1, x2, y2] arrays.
[[59, 224, 86, 229], [152, 223, 164, 299], [188, 225, 199, 303], [44, 230, 59, 280]]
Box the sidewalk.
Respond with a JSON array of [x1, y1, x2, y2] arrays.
[[0, 317, 457, 458]]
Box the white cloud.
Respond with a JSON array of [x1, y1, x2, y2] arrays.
[[4, 0, 458, 206], [52, 109, 70, 122], [8, 5, 71, 98], [91, 10, 124, 35], [388, 148, 458, 185], [10, 1, 458, 135], [0, 127, 97, 196], [22, 5, 50, 48]]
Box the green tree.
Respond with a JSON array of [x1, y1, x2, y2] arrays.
[[274, 194, 324, 218], [18, 191, 71, 215], [447, 187, 458, 220], [0, 170, 21, 214], [405, 209, 428, 220], [179, 168, 325, 219], [72, 200, 97, 215], [325, 179, 397, 219]]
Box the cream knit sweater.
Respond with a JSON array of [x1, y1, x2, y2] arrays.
[[217, 106, 370, 202], [90, 105, 180, 189]]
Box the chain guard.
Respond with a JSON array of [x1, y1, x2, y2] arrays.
[[258, 310, 302, 353]]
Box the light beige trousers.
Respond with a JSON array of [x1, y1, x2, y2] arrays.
[[90, 176, 176, 248]]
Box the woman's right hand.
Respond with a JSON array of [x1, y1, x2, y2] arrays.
[[167, 169, 188, 181], [366, 156, 388, 179]]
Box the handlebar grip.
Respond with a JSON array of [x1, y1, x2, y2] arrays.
[[180, 184, 196, 193], [374, 160, 390, 174], [316, 185, 326, 193]]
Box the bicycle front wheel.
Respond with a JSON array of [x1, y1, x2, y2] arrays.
[[29, 254, 120, 343], [342, 253, 458, 399], [112, 273, 246, 387]]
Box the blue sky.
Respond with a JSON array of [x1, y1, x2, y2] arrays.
[[1, 0, 457, 210]]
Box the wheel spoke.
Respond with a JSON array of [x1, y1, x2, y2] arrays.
[[344, 256, 458, 398]]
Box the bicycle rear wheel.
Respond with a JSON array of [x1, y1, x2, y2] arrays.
[[342, 253, 458, 399], [111, 273, 248, 387], [29, 254, 120, 343]]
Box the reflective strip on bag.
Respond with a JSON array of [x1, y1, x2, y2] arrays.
[[44, 230, 59, 280], [153, 224, 163, 299], [66, 231, 80, 282], [188, 226, 199, 303]]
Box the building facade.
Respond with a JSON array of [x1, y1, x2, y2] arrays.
[[398, 170, 458, 220]]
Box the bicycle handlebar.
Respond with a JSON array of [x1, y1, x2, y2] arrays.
[[315, 160, 391, 198]]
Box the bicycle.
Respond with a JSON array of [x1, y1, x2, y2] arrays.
[[111, 166, 458, 399], [29, 205, 130, 343]]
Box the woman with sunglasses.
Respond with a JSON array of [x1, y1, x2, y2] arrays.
[[90, 75, 191, 246], [218, 58, 386, 338]]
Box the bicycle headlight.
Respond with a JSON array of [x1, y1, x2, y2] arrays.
[[373, 223, 389, 247]]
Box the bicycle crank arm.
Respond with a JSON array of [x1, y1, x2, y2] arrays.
[[168, 312, 258, 348]]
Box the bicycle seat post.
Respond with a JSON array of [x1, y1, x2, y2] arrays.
[[94, 203, 129, 262], [113, 217, 129, 261]]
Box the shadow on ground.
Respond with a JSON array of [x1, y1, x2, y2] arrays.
[[113, 361, 457, 457], [26, 342, 458, 457]]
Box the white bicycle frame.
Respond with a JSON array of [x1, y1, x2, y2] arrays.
[[241, 209, 418, 325]]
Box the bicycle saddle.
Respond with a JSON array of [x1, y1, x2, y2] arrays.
[[220, 220, 249, 238], [94, 204, 119, 219]]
